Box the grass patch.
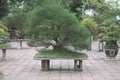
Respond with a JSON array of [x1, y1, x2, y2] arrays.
[[35, 47, 88, 58]]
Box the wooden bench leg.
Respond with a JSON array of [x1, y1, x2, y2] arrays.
[[74, 59, 82, 71], [41, 60, 50, 71], [74, 60, 77, 70]]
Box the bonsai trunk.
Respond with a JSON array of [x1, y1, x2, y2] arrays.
[[53, 36, 63, 49], [53, 44, 63, 49]]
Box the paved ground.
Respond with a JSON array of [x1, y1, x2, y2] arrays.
[[0, 42, 120, 80]]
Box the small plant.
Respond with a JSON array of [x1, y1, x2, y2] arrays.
[[98, 18, 120, 58], [0, 72, 3, 75], [0, 71, 4, 80], [0, 42, 10, 47]]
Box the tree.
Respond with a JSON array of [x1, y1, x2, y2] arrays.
[[95, 0, 120, 40], [81, 17, 98, 50], [26, 1, 89, 50], [69, 0, 107, 20], [22, 0, 72, 12], [3, 8, 27, 39], [0, 0, 9, 18], [81, 17, 97, 35], [0, 20, 9, 37], [69, 0, 84, 20]]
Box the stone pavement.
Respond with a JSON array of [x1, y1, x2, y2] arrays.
[[0, 42, 120, 80]]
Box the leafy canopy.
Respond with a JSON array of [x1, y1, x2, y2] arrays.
[[0, 21, 9, 37], [26, 1, 89, 49], [99, 18, 120, 41], [0, 0, 9, 18], [81, 17, 98, 35]]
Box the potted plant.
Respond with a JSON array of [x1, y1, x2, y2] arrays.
[[0, 40, 11, 59], [99, 21, 120, 59], [25, 1, 89, 71], [0, 20, 10, 59], [105, 41, 118, 58]]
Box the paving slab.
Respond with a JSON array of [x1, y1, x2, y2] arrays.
[[0, 42, 120, 80]]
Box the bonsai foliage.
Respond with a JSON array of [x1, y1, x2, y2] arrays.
[[99, 18, 120, 42], [26, 1, 89, 49]]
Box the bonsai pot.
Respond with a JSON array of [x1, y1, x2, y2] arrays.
[[105, 41, 119, 59]]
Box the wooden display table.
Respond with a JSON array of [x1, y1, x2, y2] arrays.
[[34, 57, 87, 71], [34, 48, 88, 71]]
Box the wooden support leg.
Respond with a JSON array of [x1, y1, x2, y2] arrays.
[[79, 60, 82, 71], [74, 60, 77, 71], [41, 60, 50, 71], [74, 59, 82, 71]]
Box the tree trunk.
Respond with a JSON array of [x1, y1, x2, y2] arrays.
[[88, 36, 93, 50]]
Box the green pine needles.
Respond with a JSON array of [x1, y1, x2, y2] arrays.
[[26, 0, 89, 49], [35, 47, 88, 58]]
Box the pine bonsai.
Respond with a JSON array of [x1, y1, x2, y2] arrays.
[[26, 1, 89, 51]]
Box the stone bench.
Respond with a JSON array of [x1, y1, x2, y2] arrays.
[[34, 57, 87, 71]]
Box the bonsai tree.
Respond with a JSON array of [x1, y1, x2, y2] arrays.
[[0, 20, 10, 59], [26, 1, 89, 50], [99, 18, 120, 58], [26, 1, 89, 71], [88, 0, 120, 57]]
